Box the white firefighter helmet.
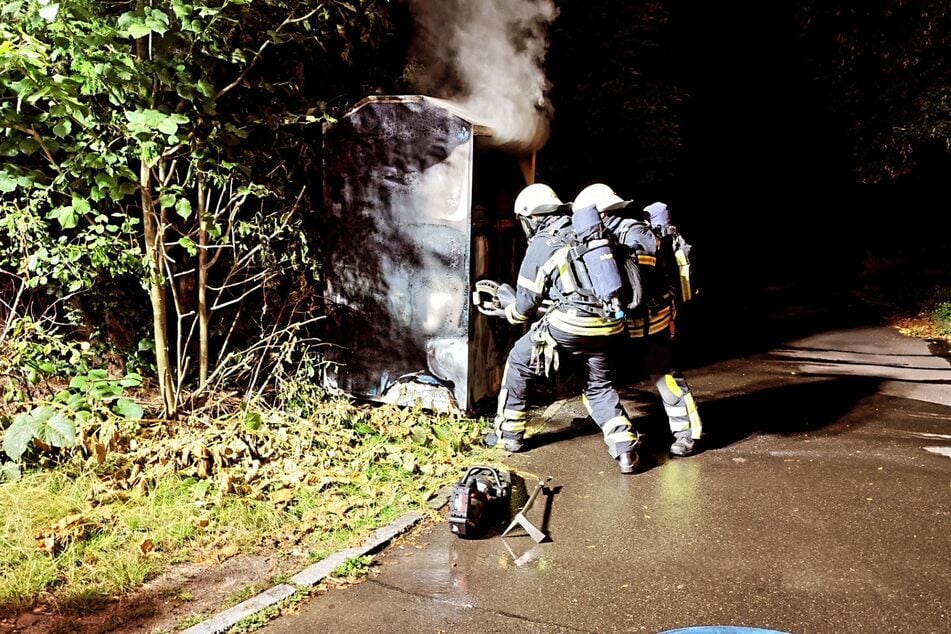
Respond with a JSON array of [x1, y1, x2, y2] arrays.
[[643, 201, 671, 227], [513, 183, 565, 217], [572, 183, 632, 213]]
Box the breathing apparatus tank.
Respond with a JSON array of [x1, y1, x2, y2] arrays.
[[571, 204, 626, 319]]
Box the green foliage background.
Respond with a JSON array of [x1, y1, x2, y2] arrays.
[[0, 0, 403, 413]]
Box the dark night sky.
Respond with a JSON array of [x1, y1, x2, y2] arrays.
[[381, 0, 948, 324], [536, 0, 949, 298]]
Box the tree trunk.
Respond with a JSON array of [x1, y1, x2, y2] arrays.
[[198, 173, 210, 387], [137, 34, 176, 416], [141, 161, 176, 416]]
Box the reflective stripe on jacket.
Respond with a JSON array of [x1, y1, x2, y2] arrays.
[[508, 218, 623, 336]]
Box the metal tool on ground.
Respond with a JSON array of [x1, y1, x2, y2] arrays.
[[501, 476, 552, 543], [448, 465, 512, 538]]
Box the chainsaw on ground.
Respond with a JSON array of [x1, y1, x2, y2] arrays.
[[448, 465, 512, 538]]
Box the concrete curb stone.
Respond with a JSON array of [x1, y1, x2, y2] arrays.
[[177, 506, 440, 633], [179, 584, 296, 634]]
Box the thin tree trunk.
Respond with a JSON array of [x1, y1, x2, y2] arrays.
[[137, 34, 176, 416], [198, 173, 209, 387], [141, 161, 176, 416]]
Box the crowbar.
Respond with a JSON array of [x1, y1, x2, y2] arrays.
[[501, 476, 552, 543]]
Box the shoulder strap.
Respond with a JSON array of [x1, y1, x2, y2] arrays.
[[536, 215, 572, 241]]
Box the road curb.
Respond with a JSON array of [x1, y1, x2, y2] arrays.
[[179, 508, 436, 633], [179, 584, 297, 634]]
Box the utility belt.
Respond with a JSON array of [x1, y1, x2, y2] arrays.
[[528, 303, 625, 377], [626, 294, 675, 339], [547, 305, 625, 337]]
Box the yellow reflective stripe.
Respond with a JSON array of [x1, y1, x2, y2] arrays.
[[505, 303, 528, 324], [665, 374, 684, 398], [626, 313, 672, 337], [518, 249, 569, 298], [627, 306, 672, 327], [496, 362, 510, 420], [500, 419, 526, 434], [636, 254, 656, 267], [676, 249, 692, 302], [517, 274, 543, 294], [549, 311, 625, 336], [647, 319, 670, 335], [546, 247, 571, 274], [605, 430, 636, 444], [555, 311, 622, 327], [685, 393, 702, 438], [581, 394, 593, 416], [669, 419, 690, 432], [558, 262, 576, 292], [502, 409, 528, 420], [665, 405, 688, 417], [680, 270, 692, 301], [602, 415, 631, 435], [549, 247, 575, 293], [553, 248, 571, 271]]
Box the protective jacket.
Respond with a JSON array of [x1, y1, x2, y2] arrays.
[[504, 217, 625, 337], [603, 216, 676, 338], [494, 215, 636, 460], [603, 214, 702, 446]]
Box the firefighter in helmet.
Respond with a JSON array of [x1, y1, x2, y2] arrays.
[[573, 184, 703, 457], [484, 183, 640, 474]]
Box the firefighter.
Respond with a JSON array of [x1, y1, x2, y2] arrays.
[[572, 184, 703, 457], [485, 183, 640, 474], [644, 201, 696, 308]]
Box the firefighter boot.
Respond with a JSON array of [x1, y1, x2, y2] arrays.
[[617, 448, 639, 474], [669, 431, 697, 457], [502, 435, 525, 453], [488, 416, 525, 453]]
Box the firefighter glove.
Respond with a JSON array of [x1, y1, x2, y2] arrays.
[[477, 305, 506, 318], [497, 283, 516, 309]]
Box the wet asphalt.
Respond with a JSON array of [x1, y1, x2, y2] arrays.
[[261, 313, 951, 633]]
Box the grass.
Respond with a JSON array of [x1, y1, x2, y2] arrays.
[[176, 614, 205, 630], [0, 399, 497, 612], [228, 588, 311, 634], [891, 293, 951, 343], [332, 555, 374, 578], [0, 470, 265, 610], [931, 301, 951, 338], [856, 248, 951, 344]]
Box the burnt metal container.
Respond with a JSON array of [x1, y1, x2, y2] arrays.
[[321, 95, 531, 414]]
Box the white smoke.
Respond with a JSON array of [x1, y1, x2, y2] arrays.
[[407, 0, 558, 153]]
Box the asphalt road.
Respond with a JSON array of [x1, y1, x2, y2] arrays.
[[260, 323, 951, 634]]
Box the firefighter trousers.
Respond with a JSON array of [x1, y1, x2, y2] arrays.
[[496, 324, 637, 458], [632, 331, 703, 441]]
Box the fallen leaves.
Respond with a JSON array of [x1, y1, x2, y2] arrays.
[[35, 512, 103, 556], [24, 399, 491, 568]]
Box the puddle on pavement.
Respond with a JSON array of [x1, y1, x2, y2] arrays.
[[396, 539, 556, 601], [501, 541, 554, 568]]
